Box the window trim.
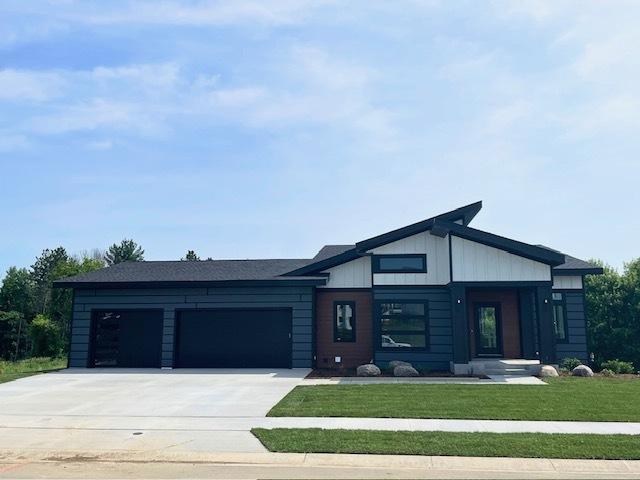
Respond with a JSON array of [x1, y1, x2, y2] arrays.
[[376, 300, 429, 351], [552, 293, 569, 344], [333, 301, 356, 343], [372, 254, 427, 273]]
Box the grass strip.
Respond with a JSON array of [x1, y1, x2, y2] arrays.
[[0, 357, 67, 384], [252, 428, 640, 460], [268, 377, 640, 422]]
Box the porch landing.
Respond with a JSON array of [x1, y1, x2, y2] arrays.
[[469, 359, 542, 376]]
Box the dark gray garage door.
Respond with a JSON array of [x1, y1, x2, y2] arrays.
[[90, 310, 163, 368], [175, 309, 292, 368]]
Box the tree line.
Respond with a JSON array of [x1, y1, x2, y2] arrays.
[[1, 244, 638, 370], [585, 258, 640, 370], [0, 239, 148, 360]]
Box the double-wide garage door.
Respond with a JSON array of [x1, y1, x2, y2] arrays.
[[90, 308, 292, 368], [176, 309, 292, 368]]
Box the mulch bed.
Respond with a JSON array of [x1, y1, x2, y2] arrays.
[[306, 368, 466, 378]]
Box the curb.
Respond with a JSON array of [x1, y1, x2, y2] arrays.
[[1, 449, 640, 474]]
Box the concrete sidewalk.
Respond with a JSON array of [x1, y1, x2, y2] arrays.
[[2, 413, 640, 436], [1, 449, 640, 479]]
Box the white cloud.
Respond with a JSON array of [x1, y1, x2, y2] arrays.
[[11, 0, 331, 27], [85, 139, 113, 150], [28, 99, 164, 135], [0, 69, 65, 101], [0, 133, 29, 152]]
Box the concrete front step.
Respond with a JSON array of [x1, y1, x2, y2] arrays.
[[470, 359, 541, 376], [485, 369, 531, 375]]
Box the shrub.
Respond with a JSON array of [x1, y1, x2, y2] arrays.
[[0, 310, 28, 360], [560, 357, 582, 371], [600, 359, 635, 374], [28, 315, 62, 357], [600, 368, 616, 377]]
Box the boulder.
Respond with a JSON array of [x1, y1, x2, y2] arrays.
[[356, 364, 381, 377], [388, 360, 412, 370], [393, 365, 419, 377], [572, 365, 594, 377], [539, 365, 559, 377]]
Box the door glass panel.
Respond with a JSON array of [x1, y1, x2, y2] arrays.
[[478, 306, 497, 350]]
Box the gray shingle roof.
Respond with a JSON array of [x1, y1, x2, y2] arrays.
[[313, 245, 355, 261], [54, 259, 325, 286], [537, 245, 602, 274], [554, 254, 603, 274]]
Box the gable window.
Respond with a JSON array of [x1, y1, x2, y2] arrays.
[[552, 292, 568, 342], [378, 302, 428, 349], [372, 254, 427, 273], [334, 302, 356, 342]]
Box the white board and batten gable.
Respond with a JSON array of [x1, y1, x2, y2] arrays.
[[450, 236, 551, 282], [318, 255, 371, 288], [368, 231, 451, 286], [318, 231, 557, 288], [552, 275, 583, 289]]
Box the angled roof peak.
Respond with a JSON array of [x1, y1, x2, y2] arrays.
[[284, 201, 484, 276], [354, 201, 482, 252]]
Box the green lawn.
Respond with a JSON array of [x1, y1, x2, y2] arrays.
[[0, 357, 67, 384], [252, 428, 640, 460], [268, 378, 640, 421]]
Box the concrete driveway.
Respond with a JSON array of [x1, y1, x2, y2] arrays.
[[0, 368, 309, 455]]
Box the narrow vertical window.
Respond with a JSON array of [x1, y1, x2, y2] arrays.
[[334, 302, 356, 342], [552, 292, 568, 342]]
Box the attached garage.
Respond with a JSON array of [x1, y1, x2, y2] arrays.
[[90, 310, 163, 368], [175, 309, 292, 368]]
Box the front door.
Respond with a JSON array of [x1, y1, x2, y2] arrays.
[[474, 303, 503, 356]]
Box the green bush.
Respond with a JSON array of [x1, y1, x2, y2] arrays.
[[600, 368, 616, 377], [600, 359, 635, 374], [560, 357, 582, 371], [0, 310, 28, 360], [28, 315, 62, 357]]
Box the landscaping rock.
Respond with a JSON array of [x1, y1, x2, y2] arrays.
[[393, 365, 419, 377], [388, 360, 412, 370], [539, 365, 559, 377], [572, 365, 594, 377], [356, 364, 381, 377]]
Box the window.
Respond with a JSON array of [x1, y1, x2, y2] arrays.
[[552, 292, 568, 342], [378, 302, 428, 349], [372, 254, 427, 273], [334, 302, 356, 342]]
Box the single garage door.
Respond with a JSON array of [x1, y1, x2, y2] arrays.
[[175, 309, 292, 368], [90, 310, 163, 368]]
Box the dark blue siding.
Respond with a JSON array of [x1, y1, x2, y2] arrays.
[[373, 287, 453, 371], [70, 286, 314, 368], [555, 290, 588, 362]]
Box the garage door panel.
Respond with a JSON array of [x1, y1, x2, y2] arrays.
[[176, 309, 292, 368], [91, 310, 163, 368]]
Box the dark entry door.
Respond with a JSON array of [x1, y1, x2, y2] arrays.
[[176, 309, 292, 368], [474, 303, 503, 356], [91, 310, 163, 367]]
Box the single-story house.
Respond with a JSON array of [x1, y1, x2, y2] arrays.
[[54, 201, 602, 374]]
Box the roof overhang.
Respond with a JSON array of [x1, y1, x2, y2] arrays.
[[436, 220, 566, 266], [355, 201, 482, 252], [53, 278, 328, 289], [282, 248, 362, 276], [553, 268, 604, 276]]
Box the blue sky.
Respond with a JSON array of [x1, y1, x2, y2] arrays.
[[0, 0, 638, 277]]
